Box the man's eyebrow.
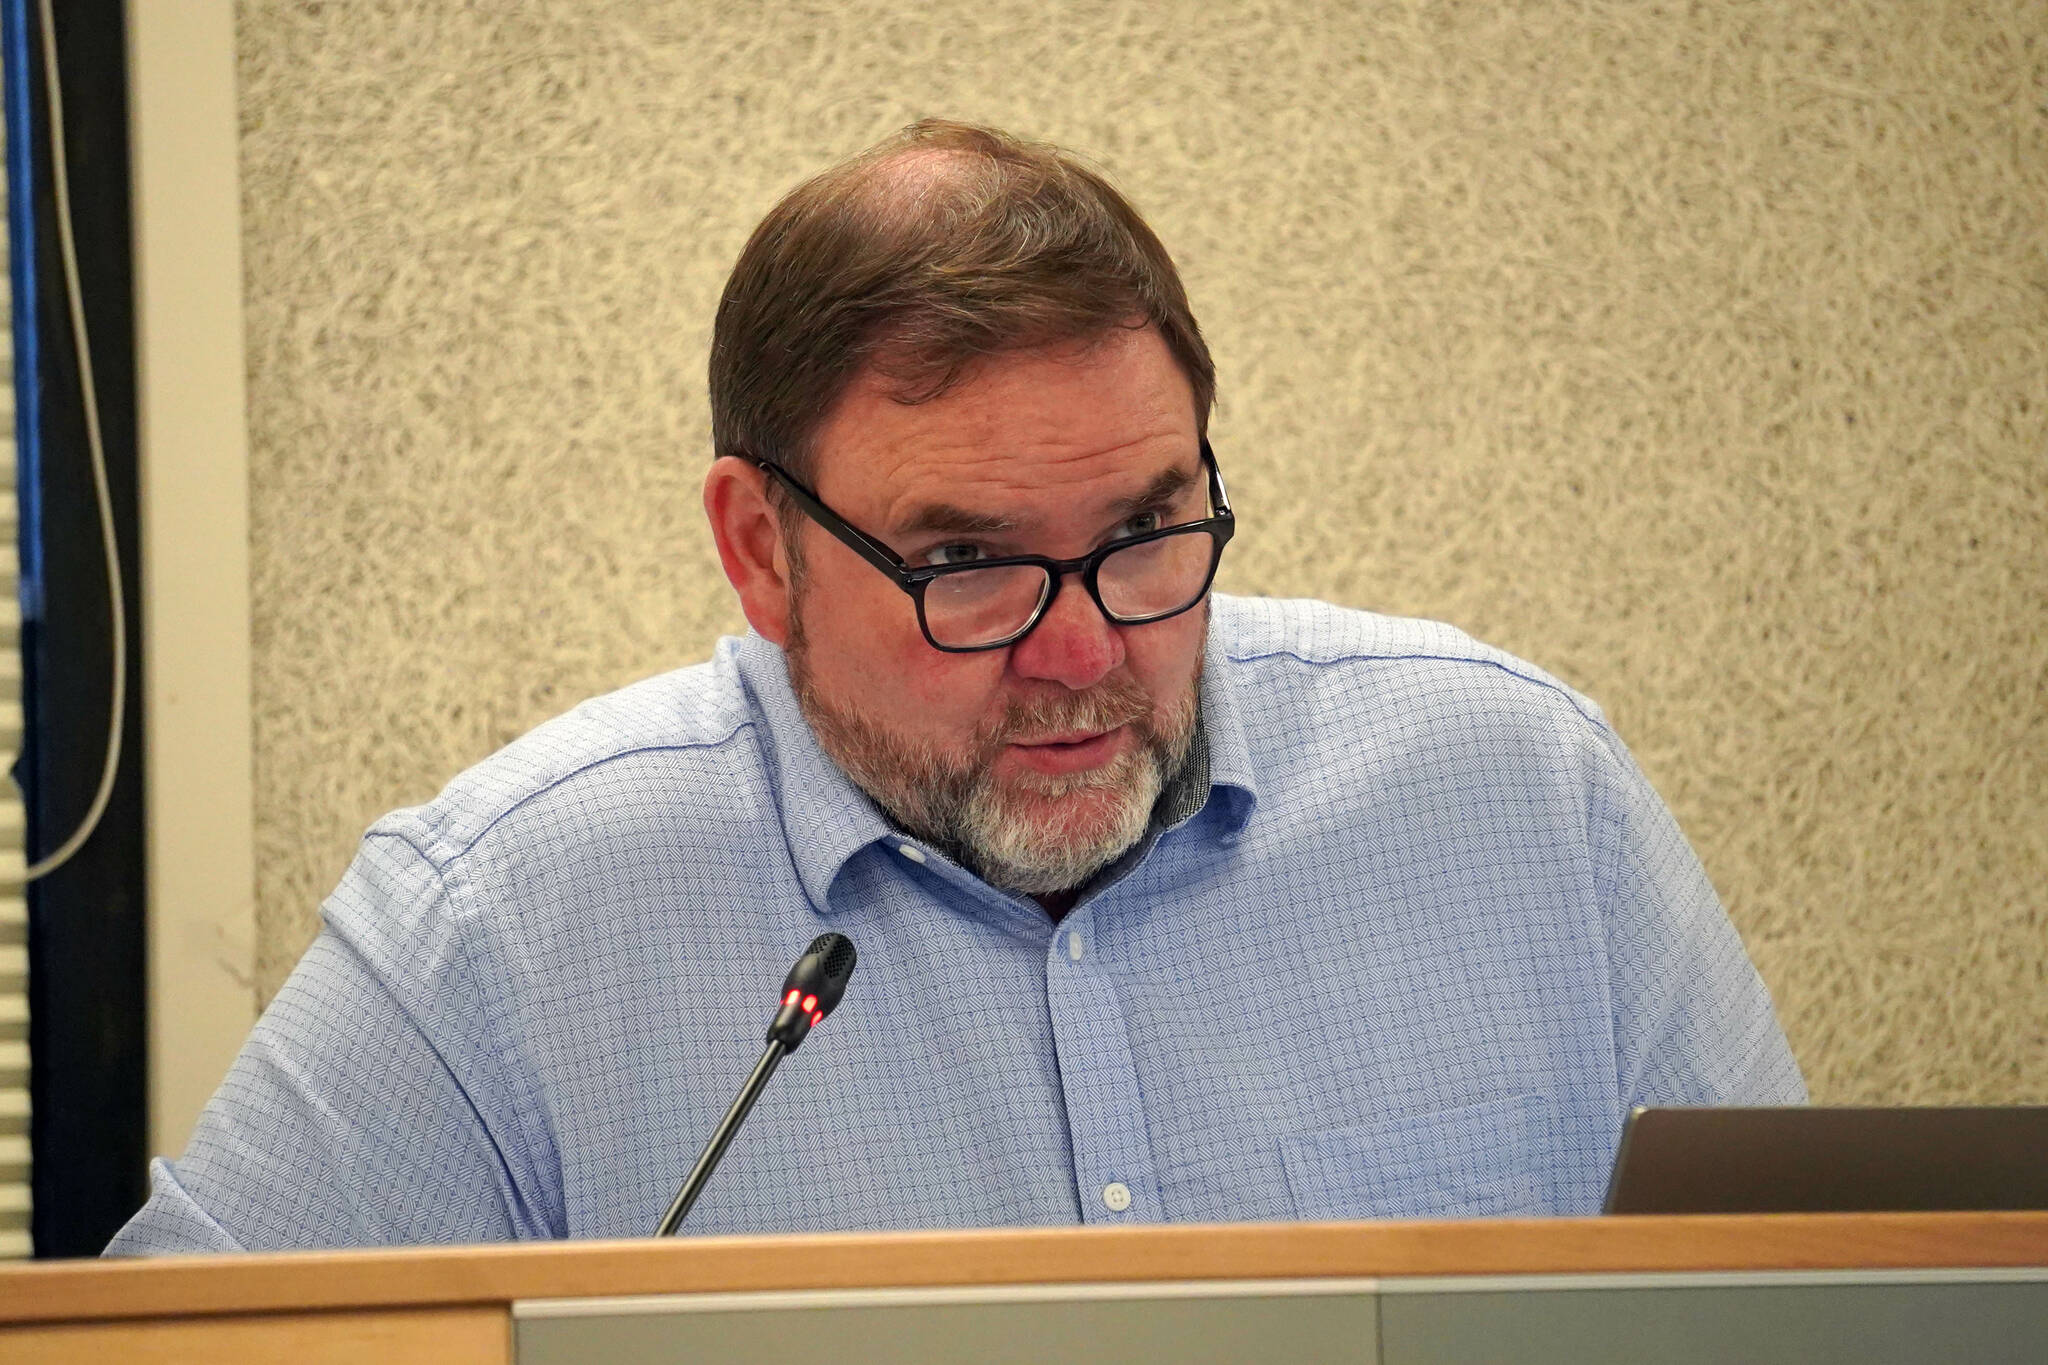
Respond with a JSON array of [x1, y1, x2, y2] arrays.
[[897, 504, 1019, 537], [1108, 464, 1197, 516], [894, 462, 1199, 538]]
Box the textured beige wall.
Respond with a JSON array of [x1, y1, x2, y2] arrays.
[[236, 1, 2047, 1103]]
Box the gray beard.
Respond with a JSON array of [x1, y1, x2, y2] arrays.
[[785, 612, 1200, 897]]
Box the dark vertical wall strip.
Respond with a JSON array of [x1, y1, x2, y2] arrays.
[[15, 0, 146, 1257]]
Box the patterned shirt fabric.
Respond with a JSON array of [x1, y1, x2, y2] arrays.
[[108, 595, 1803, 1254]]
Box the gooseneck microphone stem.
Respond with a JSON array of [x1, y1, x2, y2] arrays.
[[656, 1040, 787, 1236], [654, 932, 856, 1237]]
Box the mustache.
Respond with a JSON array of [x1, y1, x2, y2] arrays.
[[982, 676, 1154, 747]]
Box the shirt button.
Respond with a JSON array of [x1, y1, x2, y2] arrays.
[[1102, 1181, 1132, 1212], [1067, 931, 1084, 961], [896, 843, 926, 864]]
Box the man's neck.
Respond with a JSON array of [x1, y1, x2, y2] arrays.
[[1034, 890, 1081, 923]]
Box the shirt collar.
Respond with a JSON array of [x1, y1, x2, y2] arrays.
[[734, 613, 1261, 914], [1191, 613, 1260, 837], [734, 633, 903, 916]]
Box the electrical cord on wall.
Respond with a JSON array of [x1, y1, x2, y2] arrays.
[[23, 0, 124, 883]]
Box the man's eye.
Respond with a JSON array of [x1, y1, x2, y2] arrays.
[[1118, 510, 1164, 538], [922, 542, 988, 567]]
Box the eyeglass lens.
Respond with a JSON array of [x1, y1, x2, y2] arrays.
[[920, 527, 1216, 649]]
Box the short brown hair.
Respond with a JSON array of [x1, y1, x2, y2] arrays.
[[709, 119, 1215, 484]]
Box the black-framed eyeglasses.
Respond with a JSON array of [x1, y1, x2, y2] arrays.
[[751, 439, 1236, 653]]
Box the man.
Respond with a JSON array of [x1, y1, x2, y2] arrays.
[[110, 120, 1800, 1254]]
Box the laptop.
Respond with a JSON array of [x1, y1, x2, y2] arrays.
[[1602, 1106, 2048, 1214]]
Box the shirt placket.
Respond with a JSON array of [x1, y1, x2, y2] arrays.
[[1044, 901, 1163, 1224]]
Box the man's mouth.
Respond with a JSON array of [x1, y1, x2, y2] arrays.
[[1004, 726, 1128, 776]]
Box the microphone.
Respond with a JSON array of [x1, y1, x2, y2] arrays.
[[654, 932, 857, 1236]]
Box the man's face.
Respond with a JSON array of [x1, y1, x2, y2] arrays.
[[783, 325, 1210, 897]]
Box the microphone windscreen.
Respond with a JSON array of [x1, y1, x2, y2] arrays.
[[782, 932, 858, 1018], [819, 933, 856, 988]]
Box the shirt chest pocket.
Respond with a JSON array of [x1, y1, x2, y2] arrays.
[[1279, 1093, 1550, 1221]]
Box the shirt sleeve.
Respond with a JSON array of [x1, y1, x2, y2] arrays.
[[104, 833, 554, 1254], [1588, 728, 1808, 1110]]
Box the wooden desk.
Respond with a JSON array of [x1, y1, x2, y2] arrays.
[[2, 1213, 2044, 1362]]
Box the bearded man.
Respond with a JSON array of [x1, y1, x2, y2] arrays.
[[110, 121, 1801, 1254]]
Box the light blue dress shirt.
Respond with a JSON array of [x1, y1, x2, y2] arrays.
[[109, 595, 1802, 1254]]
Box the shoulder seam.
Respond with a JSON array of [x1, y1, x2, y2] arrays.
[[1223, 646, 1613, 733], [395, 719, 759, 869]]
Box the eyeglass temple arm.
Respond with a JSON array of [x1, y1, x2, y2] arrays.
[[1200, 437, 1232, 519], [749, 458, 916, 586]]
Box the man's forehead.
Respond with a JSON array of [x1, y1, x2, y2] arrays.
[[813, 328, 1196, 491]]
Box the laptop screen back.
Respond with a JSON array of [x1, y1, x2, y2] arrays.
[[1603, 1106, 2048, 1214]]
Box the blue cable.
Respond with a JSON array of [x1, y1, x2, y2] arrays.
[[2, 0, 40, 628]]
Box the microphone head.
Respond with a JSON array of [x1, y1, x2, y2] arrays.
[[769, 933, 858, 1048]]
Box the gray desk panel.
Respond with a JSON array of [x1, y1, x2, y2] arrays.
[[1380, 1278, 2048, 1365], [517, 1283, 1380, 1365], [514, 1270, 2048, 1365]]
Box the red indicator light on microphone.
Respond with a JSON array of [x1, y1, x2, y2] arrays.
[[784, 989, 800, 1006], [801, 994, 817, 1014], [809, 1010, 824, 1026]]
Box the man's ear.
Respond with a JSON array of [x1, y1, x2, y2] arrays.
[[703, 456, 794, 645]]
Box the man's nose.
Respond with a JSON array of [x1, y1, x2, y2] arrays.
[[1007, 574, 1124, 690]]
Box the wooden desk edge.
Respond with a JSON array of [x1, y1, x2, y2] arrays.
[[3, 1212, 2046, 1325]]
